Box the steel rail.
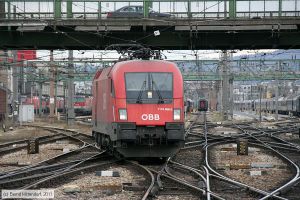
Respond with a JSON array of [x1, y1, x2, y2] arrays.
[[20, 151, 107, 190], [0, 158, 93, 183], [0, 134, 71, 156], [203, 166, 211, 200], [156, 157, 171, 190], [0, 133, 63, 149], [185, 114, 200, 138], [204, 136, 287, 200], [126, 161, 155, 200], [0, 148, 104, 186], [0, 125, 97, 179], [162, 165, 225, 200], [242, 124, 300, 150], [169, 160, 206, 183], [0, 142, 90, 179], [270, 134, 300, 151], [235, 124, 300, 200]]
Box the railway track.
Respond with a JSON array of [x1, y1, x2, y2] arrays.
[[1, 117, 300, 199], [234, 123, 300, 199], [0, 125, 96, 173], [121, 115, 299, 199], [0, 149, 106, 189], [0, 125, 110, 191], [0, 124, 95, 158], [188, 113, 264, 199], [174, 113, 300, 199], [0, 133, 70, 156], [124, 114, 210, 199], [20, 158, 119, 191], [26, 125, 95, 144]]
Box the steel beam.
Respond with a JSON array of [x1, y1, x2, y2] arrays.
[[187, 0, 191, 18], [0, 30, 299, 50], [11, 72, 300, 82], [67, 0, 73, 18], [229, 0, 236, 19], [54, 0, 62, 19], [143, 0, 153, 18], [279, 0, 282, 17]]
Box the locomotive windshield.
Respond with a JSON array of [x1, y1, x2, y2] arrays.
[[125, 72, 173, 104]]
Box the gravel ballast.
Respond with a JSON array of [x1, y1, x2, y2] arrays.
[[210, 143, 293, 191]]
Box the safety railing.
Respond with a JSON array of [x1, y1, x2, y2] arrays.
[[3, 10, 300, 20], [0, 0, 299, 20]]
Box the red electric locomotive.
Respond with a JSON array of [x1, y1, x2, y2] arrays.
[[92, 59, 185, 158]]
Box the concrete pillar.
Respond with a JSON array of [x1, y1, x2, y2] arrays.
[[259, 85, 262, 123], [275, 78, 279, 121], [38, 73, 42, 117], [67, 50, 75, 125], [220, 51, 229, 120], [63, 82, 66, 114], [229, 76, 234, 120], [12, 50, 18, 122], [49, 50, 55, 122], [54, 0, 62, 19], [216, 76, 221, 111], [19, 54, 24, 95], [3, 51, 9, 123], [54, 65, 57, 115]]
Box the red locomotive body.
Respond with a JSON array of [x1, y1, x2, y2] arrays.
[[92, 60, 185, 158]]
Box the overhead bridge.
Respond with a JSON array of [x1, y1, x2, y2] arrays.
[[0, 0, 300, 50]]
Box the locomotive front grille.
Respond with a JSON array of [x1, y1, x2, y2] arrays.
[[165, 123, 184, 130], [114, 122, 184, 146], [117, 123, 136, 130], [137, 126, 165, 139]]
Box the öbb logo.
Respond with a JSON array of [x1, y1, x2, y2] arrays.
[[141, 114, 160, 121]]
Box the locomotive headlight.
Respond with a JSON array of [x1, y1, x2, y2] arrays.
[[119, 109, 127, 120], [174, 109, 181, 120], [147, 91, 153, 98]]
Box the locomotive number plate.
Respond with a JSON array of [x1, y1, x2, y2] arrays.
[[158, 108, 172, 111]]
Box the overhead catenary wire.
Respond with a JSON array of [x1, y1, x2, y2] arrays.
[[2, 1, 299, 81]]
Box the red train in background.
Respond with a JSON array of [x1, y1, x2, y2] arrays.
[[23, 95, 92, 115], [92, 59, 185, 158]]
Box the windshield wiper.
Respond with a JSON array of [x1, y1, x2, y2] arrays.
[[151, 75, 164, 104], [136, 80, 146, 103]]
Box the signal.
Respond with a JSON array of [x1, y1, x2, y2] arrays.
[[198, 99, 208, 112]]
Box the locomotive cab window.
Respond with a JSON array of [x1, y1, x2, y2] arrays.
[[125, 72, 173, 104]]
